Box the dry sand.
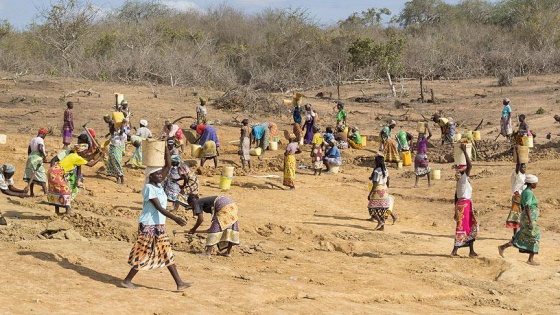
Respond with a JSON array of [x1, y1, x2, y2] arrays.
[[0, 74, 559, 314]]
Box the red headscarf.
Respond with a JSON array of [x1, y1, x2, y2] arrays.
[[87, 128, 96, 138], [38, 128, 48, 136]]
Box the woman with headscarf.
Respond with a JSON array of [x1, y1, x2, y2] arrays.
[[162, 119, 185, 153], [311, 126, 324, 176], [348, 126, 364, 150], [191, 123, 219, 167], [498, 174, 540, 266], [24, 129, 49, 196], [505, 146, 527, 236], [122, 146, 192, 290], [303, 104, 318, 145], [239, 119, 252, 171], [107, 126, 127, 184], [335, 102, 347, 129], [432, 114, 456, 145], [47, 143, 104, 216], [451, 143, 478, 257], [324, 140, 342, 173], [62, 102, 74, 149], [163, 155, 199, 211], [293, 103, 303, 126], [1, 164, 28, 198], [500, 98, 513, 139], [380, 121, 400, 162], [323, 126, 335, 144], [367, 154, 395, 230], [186, 194, 240, 257], [414, 126, 432, 188], [283, 133, 301, 189]]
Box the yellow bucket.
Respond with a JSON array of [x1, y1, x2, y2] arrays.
[[401, 151, 412, 166], [514, 145, 529, 164], [361, 136, 367, 147], [219, 176, 232, 190], [522, 136, 533, 148], [191, 144, 202, 158]]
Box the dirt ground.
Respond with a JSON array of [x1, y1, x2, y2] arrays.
[[1, 74, 560, 314]]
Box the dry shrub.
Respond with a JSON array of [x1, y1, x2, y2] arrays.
[[214, 88, 282, 115], [497, 70, 513, 86]]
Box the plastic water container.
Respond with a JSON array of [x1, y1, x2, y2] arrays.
[[219, 176, 232, 190], [417, 122, 427, 133], [112, 111, 125, 128], [114, 93, 124, 106], [472, 131, 481, 141], [269, 141, 278, 151], [299, 138, 304, 145], [401, 151, 412, 166], [395, 161, 403, 169], [454, 133, 462, 142], [142, 139, 165, 167], [191, 144, 202, 158], [430, 169, 441, 180], [453, 143, 472, 165], [222, 166, 235, 177], [514, 145, 530, 163], [361, 136, 367, 147], [0, 134, 6, 145], [522, 136, 533, 148], [330, 166, 340, 174], [250, 147, 262, 156]]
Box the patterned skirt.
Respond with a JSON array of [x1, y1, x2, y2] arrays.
[[63, 128, 73, 145], [454, 199, 478, 247], [368, 184, 394, 220], [500, 117, 513, 137], [505, 192, 522, 229], [206, 196, 240, 251], [107, 144, 124, 177], [128, 223, 175, 270], [512, 207, 540, 254], [47, 163, 78, 206], [24, 152, 47, 183], [240, 137, 251, 161], [382, 138, 400, 162], [202, 140, 217, 158], [414, 153, 430, 176], [128, 145, 144, 168], [311, 146, 323, 169], [283, 154, 296, 187]]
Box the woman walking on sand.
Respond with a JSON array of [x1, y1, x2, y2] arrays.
[[451, 144, 478, 257], [498, 174, 541, 266], [62, 102, 74, 149], [283, 134, 301, 189], [506, 146, 526, 236], [414, 125, 432, 188], [122, 146, 192, 290], [367, 154, 396, 230]]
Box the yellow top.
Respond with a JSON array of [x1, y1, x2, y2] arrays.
[[59, 153, 88, 172], [312, 132, 323, 145]]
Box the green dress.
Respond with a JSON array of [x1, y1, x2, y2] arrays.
[[512, 188, 540, 254]]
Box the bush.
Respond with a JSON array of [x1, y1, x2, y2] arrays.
[[497, 70, 513, 86], [536, 107, 545, 114]]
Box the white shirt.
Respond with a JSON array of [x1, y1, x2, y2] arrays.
[[136, 127, 152, 139], [0, 172, 14, 190], [511, 171, 526, 194], [456, 173, 472, 199], [373, 167, 389, 185], [29, 136, 45, 153], [197, 105, 207, 115], [110, 132, 127, 147]]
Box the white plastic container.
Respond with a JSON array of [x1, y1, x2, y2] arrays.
[[453, 143, 472, 165], [142, 139, 166, 167], [269, 141, 278, 151], [222, 166, 235, 178], [430, 169, 441, 180], [250, 147, 262, 156], [330, 166, 340, 174], [0, 134, 6, 145]]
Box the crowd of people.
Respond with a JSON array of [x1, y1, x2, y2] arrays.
[[0, 95, 543, 292]]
